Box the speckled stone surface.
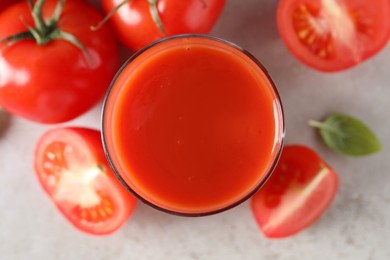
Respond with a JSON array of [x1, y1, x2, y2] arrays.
[[1, 0, 390, 259]]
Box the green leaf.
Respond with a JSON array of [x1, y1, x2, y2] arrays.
[[309, 113, 382, 156]]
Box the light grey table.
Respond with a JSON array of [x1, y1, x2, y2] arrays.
[[1, 0, 389, 259]]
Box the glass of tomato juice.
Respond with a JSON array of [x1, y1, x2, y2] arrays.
[[102, 34, 285, 216]]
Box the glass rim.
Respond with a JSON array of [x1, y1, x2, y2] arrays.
[[101, 33, 285, 217]]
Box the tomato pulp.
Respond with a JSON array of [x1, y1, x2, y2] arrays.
[[251, 145, 339, 238], [277, 0, 390, 72], [102, 35, 284, 216], [34, 128, 137, 235]]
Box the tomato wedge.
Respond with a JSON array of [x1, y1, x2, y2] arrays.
[[277, 0, 390, 72], [251, 145, 338, 238], [34, 128, 137, 235]]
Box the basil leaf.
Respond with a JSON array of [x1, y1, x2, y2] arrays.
[[309, 113, 382, 156]]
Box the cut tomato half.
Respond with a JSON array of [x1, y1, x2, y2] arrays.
[[251, 145, 338, 238], [277, 0, 390, 72], [34, 127, 137, 235]]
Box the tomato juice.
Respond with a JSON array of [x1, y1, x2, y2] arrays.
[[102, 35, 284, 216]]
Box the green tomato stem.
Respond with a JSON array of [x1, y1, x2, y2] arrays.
[[49, 0, 65, 26], [148, 0, 166, 36], [91, 0, 166, 37], [51, 29, 92, 65], [28, 0, 34, 8], [91, 0, 130, 31], [32, 0, 50, 36], [0, 31, 34, 50]]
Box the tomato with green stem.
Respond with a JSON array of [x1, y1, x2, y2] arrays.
[[99, 0, 226, 52], [277, 0, 390, 72], [251, 145, 338, 238], [34, 127, 137, 235], [0, 0, 119, 123]]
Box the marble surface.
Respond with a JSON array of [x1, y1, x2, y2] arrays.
[[1, 0, 390, 259]]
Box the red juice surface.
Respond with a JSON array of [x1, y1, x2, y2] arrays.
[[103, 36, 284, 215]]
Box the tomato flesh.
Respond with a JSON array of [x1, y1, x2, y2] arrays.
[[292, 3, 335, 59], [251, 145, 338, 238], [278, 0, 390, 71], [34, 128, 136, 235]]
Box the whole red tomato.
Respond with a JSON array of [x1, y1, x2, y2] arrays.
[[34, 127, 137, 235], [277, 0, 390, 72], [251, 145, 338, 238], [0, 0, 119, 123], [101, 0, 226, 51]]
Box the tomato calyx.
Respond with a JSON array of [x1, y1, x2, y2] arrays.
[[92, 0, 166, 36], [0, 0, 89, 58]]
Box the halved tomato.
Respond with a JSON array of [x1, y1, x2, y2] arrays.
[[34, 127, 137, 235], [251, 145, 338, 238], [277, 0, 390, 72]]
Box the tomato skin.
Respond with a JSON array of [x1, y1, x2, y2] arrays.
[[0, 0, 119, 123], [101, 0, 226, 51], [34, 127, 137, 235], [0, 0, 16, 11], [277, 0, 390, 72], [251, 145, 338, 238]]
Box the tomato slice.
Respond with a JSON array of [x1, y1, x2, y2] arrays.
[[277, 0, 390, 72], [34, 128, 137, 235], [251, 145, 338, 238]]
